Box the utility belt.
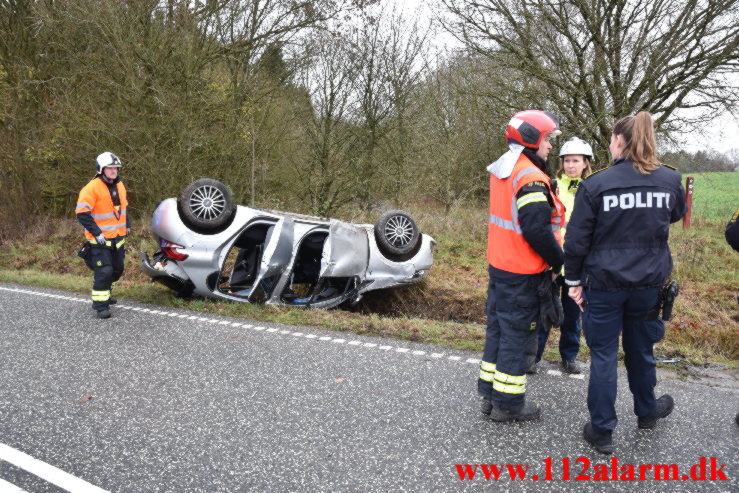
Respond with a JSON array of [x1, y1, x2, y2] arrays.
[[77, 236, 125, 260], [89, 236, 126, 249], [626, 279, 680, 322]]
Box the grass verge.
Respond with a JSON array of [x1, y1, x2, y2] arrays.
[[1, 189, 737, 367]]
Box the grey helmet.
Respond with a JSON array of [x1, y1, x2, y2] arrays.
[[95, 152, 122, 175]]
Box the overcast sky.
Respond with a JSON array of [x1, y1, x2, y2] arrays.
[[383, 0, 739, 155]]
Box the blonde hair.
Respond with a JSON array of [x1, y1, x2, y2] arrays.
[[613, 111, 659, 174], [556, 156, 593, 179]]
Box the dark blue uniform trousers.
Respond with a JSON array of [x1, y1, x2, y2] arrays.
[[478, 266, 543, 410], [536, 278, 582, 362], [583, 288, 664, 434], [86, 240, 125, 311]]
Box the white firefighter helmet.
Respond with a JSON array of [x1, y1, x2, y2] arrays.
[[559, 137, 593, 159], [95, 152, 122, 175]]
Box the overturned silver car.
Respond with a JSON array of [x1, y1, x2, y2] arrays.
[[141, 179, 434, 309]]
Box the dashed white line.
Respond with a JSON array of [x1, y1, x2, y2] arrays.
[[2, 286, 588, 383]]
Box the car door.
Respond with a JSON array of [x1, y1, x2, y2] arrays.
[[319, 219, 369, 278]]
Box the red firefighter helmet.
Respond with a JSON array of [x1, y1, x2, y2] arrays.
[[505, 110, 561, 149]]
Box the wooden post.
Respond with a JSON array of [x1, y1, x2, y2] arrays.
[[683, 176, 694, 229]]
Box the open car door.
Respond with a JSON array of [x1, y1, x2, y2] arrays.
[[247, 217, 295, 302]]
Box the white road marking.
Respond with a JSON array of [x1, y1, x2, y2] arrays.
[[0, 443, 109, 493], [0, 477, 27, 492], [1, 286, 588, 382]]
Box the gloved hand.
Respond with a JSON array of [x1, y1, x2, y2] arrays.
[[95, 233, 107, 245], [126, 228, 130, 236]]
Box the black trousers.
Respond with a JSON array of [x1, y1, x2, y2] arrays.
[[86, 240, 125, 310], [478, 266, 544, 410]]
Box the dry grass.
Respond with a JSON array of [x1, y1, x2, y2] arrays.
[[0, 193, 736, 363]]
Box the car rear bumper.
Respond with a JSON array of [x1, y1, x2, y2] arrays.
[[140, 250, 194, 295]]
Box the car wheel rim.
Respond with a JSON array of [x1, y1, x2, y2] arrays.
[[190, 185, 226, 220], [384, 215, 414, 247]]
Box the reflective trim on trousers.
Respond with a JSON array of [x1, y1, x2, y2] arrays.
[[494, 370, 526, 384], [493, 380, 526, 394], [91, 289, 110, 301]]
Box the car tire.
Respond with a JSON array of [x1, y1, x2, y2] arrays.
[[178, 178, 236, 234], [374, 210, 421, 261]]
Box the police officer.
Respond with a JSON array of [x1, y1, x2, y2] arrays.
[[535, 137, 594, 374], [478, 110, 566, 422], [76, 152, 129, 319], [564, 112, 687, 454]]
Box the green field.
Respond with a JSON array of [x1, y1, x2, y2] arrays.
[[688, 172, 738, 223]]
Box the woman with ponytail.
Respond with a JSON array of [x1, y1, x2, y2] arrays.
[[563, 112, 687, 455]]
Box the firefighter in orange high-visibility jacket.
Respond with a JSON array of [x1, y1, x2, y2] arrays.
[[478, 110, 565, 422], [76, 152, 128, 319]]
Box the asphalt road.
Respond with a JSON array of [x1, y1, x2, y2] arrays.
[[0, 282, 736, 492]]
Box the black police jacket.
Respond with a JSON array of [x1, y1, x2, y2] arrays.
[[564, 158, 687, 291]]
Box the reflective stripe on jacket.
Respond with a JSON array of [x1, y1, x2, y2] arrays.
[[487, 153, 565, 274], [75, 177, 128, 240]]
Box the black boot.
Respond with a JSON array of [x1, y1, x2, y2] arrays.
[[562, 360, 583, 374], [108, 297, 117, 305], [583, 422, 613, 454], [97, 308, 111, 319], [638, 394, 674, 429], [489, 401, 541, 422], [481, 398, 493, 415]]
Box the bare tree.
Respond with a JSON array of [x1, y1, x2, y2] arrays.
[[294, 31, 361, 216], [441, 0, 739, 161]]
